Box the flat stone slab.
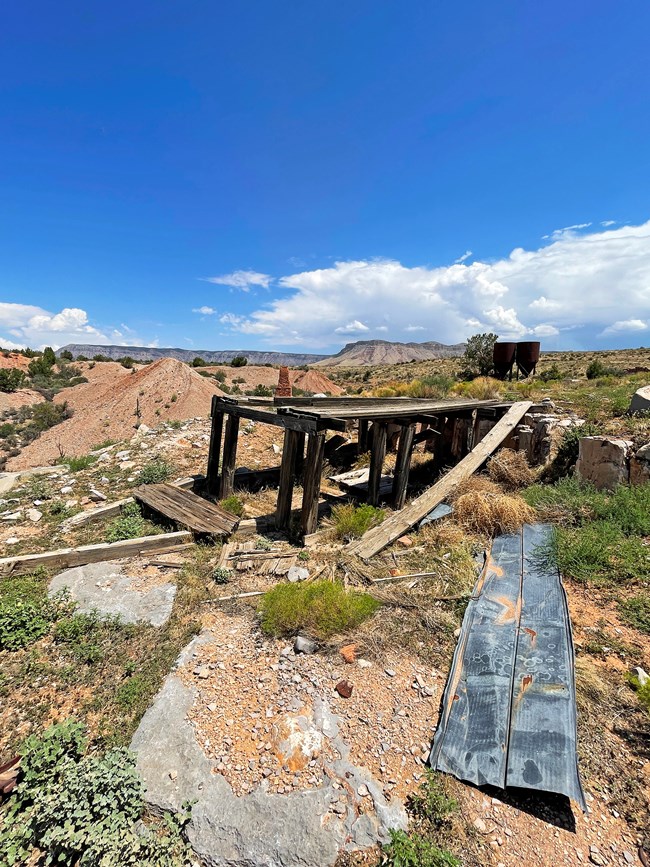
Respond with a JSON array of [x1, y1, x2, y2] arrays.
[[49, 562, 176, 627], [131, 633, 407, 867]]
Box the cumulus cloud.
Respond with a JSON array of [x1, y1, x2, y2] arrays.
[[335, 320, 369, 334], [0, 302, 129, 350], [192, 306, 216, 315], [601, 318, 648, 336], [542, 222, 592, 241], [202, 270, 271, 291], [215, 220, 650, 348]]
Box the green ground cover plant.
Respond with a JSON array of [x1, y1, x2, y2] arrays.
[[619, 595, 650, 634], [136, 459, 174, 485], [219, 494, 244, 516], [258, 580, 380, 638], [331, 503, 385, 539], [62, 453, 97, 472]]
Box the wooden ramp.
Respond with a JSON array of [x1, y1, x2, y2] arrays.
[[134, 484, 240, 537], [346, 401, 531, 559]]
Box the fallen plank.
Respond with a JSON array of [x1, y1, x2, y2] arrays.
[[346, 401, 531, 559], [429, 524, 586, 808], [61, 476, 201, 530], [134, 484, 239, 537], [0, 532, 193, 577]]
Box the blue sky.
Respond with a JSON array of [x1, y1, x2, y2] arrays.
[[1, 1, 650, 353]]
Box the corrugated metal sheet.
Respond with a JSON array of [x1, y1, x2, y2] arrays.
[[429, 523, 586, 809]]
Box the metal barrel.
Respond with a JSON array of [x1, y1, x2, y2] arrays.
[[492, 342, 517, 379], [516, 341, 541, 377]]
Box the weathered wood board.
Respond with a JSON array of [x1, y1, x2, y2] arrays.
[[346, 401, 532, 559], [134, 483, 239, 537], [0, 532, 193, 577]]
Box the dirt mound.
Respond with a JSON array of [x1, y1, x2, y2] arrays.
[[0, 352, 32, 371], [8, 358, 224, 470], [0, 388, 44, 414], [201, 365, 343, 396]]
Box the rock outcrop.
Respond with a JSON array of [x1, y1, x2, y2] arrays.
[[575, 436, 633, 490]]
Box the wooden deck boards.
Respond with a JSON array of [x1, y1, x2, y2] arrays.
[[134, 484, 239, 537]]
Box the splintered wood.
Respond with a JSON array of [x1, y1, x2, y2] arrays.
[[223, 540, 298, 576], [134, 483, 239, 537]]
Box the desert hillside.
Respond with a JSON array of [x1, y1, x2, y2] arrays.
[[316, 339, 465, 367], [7, 358, 224, 470], [201, 364, 343, 395]]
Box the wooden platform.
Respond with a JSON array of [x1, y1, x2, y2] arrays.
[[134, 484, 240, 537]]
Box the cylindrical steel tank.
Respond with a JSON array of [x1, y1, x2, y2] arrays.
[[492, 342, 517, 380], [516, 341, 541, 377]]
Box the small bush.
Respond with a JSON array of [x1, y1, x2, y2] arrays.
[[258, 580, 380, 638], [539, 364, 564, 382], [62, 453, 97, 472], [0, 368, 27, 393], [586, 359, 621, 379], [454, 490, 535, 536], [550, 422, 600, 477], [231, 356, 248, 367], [212, 566, 232, 585], [219, 494, 244, 516], [541, 522, 650, 584], [380, 830, 459, 867], [214, 370, 226, 383], [137, 459, 174, 485], [0, 576, 68, 651], [452, 376, 502, 400], [105, 510, 146, 543], [331, 503, 385, 540], [488, 449, 535, 490], [191, 357, 207, 367], [31, 400, 70, 431], [619, 595, 650, 634]]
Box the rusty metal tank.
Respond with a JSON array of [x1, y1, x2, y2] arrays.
[[492, 342, 517, 379], [516, 341, 541, 377]]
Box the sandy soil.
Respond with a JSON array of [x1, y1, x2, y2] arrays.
[[0, 352, 32, 371], [7, 359, 225, 470], [0, 388, 44, 413]]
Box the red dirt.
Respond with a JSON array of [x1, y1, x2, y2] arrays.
[[7, 358, 225, 470], [202, 365, 344, 396], [0, 388, 44, 413], [0, 352, 32, 371]]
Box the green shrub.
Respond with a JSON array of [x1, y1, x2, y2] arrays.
[[380, 830, 459, 867], [105, 504, 146, 543], [230, 356, 248, 367], [541, 522, 650, 585], [407, 375, 455, 399], [62, 453, 97, 472], [220, 495, 244, 517], [212, 566, 232, 585], [214, 370, 226, 383], [539, 364, 564, 382], [258, 580, 380, 638], [331, 503, 385, 539], [619, 595, 650, 634], [191, 357, 207, 367], [407, 770, 457, 825], [137, 459, 174, 485], [53, 611, 114, 664], [31, 400, 70, 431], [0, 577, 68, 650], [0, 368, 27, 393], [0, 721, 192, 866], [586, 359, 621, 379]]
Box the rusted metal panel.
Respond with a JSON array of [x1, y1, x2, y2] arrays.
[[429, 524, 585, 809]]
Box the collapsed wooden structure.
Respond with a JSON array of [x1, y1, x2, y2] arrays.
[[206, 395, 524, 538]]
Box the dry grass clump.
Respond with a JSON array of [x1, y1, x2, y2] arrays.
[[453, 489, 535, 536], [449, 474, 501, 503], [488, 449, 536, 490], [452, 377, 503, 401]]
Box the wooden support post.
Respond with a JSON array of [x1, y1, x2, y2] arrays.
[[392, 423, 416, 510], [358, 419, 369, 453], [219, 414, 240, 499], [294, 431, 306, 481], [206, 397, 224, 495], [367, 422, 388, 506], [300, 432, 326, 537], [276, 429, 301, 530]]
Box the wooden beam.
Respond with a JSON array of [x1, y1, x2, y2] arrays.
[[134, 484, 239, 537], [300, 432, 326, 536], [0, 532, 193, 577], [346, 401, 532, 559], [392, 423, 416, 510], [358, 419, 369, 453], [276, 429, 301, 530], [367, 422, 388, 506], [206, 397, 224, 495], [219, 414, 240, 499]]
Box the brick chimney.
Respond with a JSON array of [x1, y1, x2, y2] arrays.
[[275, 365, 292, 398]]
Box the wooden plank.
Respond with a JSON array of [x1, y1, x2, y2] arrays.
[[134, 484, 239, 536], [358, 419, 369, 453], [368, 422, 388, 506], [347, 401, 532, 559], [300, 432, 326, 536], [392, 423, 416, 510], [212, 399, 319, 433], [60, 476, 201, 530], [219, 414, 240, 498], [0, 532, 193, 577], [276, 429, 301, 530], [206, 398, 224, 495]]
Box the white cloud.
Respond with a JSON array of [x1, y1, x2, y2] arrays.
[[542, 222, 592, 241], [376, 325, 388, 332], [601, 318, 648, 336], [454, 250, 473, 264], [214, 220, 650, 348], [202, 270, 271, 292], [601, 220, 617, 227], [0, 302, 133, 351], [404, 325, 426, 332], [335, 320, 369, 334], [192, 305, 216, 315]]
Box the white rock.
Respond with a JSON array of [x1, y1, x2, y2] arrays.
[[576, 436, 633, 490], [27, 508, 43, 523], [5, 536, 20, 545], [89, 489, 107, 502], [629, 384, 650, 414], [287, 566, 310, 583], [631, 666, 649, 687]]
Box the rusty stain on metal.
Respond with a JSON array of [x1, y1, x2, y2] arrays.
[[429, 524, 586, 810]]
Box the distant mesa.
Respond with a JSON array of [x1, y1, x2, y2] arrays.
[[57, 339, 466, 368]]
